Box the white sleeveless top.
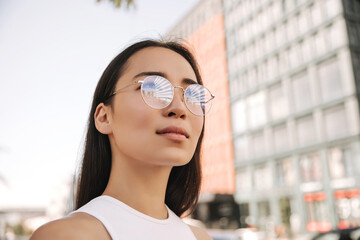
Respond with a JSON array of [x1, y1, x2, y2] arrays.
[[72, 195, 197, 240]]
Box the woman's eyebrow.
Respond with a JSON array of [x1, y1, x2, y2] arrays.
[[133, 71, 166, 79], [133, 71, 198, 85], [183, 78, 198, 85]]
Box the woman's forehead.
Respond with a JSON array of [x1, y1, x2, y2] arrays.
[[125, 47, 197, 79]]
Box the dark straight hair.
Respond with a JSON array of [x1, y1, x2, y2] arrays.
[[75, 39, 204, 217]]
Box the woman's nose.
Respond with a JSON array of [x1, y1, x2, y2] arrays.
[[162, 87, 187, 119]]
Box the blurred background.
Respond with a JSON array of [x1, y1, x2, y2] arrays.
[[1, 0, 360, 239]]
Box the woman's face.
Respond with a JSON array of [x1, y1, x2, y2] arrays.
[[107, 47, 203, 167]]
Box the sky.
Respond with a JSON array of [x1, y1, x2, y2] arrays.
[[0, 0, 201, 208]]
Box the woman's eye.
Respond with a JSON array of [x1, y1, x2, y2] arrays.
[[136, 85, 141, 90]]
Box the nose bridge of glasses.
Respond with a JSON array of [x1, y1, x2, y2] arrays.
[[172, 86, 186, 102]]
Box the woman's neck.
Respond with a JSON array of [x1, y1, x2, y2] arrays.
[[102, 155, 172, 220]]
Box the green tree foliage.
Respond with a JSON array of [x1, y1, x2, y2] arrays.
[[97, 0, 135, 8], [9, 221, 32, 236]]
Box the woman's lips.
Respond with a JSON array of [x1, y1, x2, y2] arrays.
[[156, 126, 189, 142], [157, 132, 187, 142]]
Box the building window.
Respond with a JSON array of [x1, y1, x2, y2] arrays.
[[342, 0, 358, 14], [228, 55, 236, 75], [315, 31, 326, 57], [279, 50, 289, 75], [244, 25, 251, 44], [273, 0, 282, 22], [235, 53, 242, 75], [239, 203, 250, 228], [329, 21, 346, 49], [268, 55, 279, 80], [245, 44, 252, 67], [298, 10, 310, 35], [258, 61, 268, 84], [301, 38, 313, 63], [276, 158, 296, 187], [292, 72, 312, 112], [238, 51, 247, 70], [229, 80, 236, 96], [247, 19, 254, 41], [324, 105, 348, 140], [289, 44, 302, 69], [310, 2, 323, 27], [304, 192, 332, 232], [297, 115, 317, 146], [258, 39, 265, 62], [237, 26, 244, 45], [287, 17, 298, 41], [275, 25, 286, 48], [257, 10, 265, 34], [299, 152, 322, 182], [247, 91, 267, 129], [254, 164, 273, 190], [287, 0, 296, 12], [328, 146, 354, 179], [234, 136, 250, 162], [279, 197, 294, 237], [226, 35, 234, 54], [260, 61, 269, 84], [236, 27, 243, 47], [241, 72, 248, 94], [254, 40, 260, 61], [273, 124, 289, 152], [334, 189, 360, 229], [232, 99, 246, 134], [240, 1, 248, 19], [270, 83, 288, 121], [247, 67, 258, 90], [325, 0, 341, 18], [258, 200, 271, 231], [348, 22, 359, 46], [352, 53, 360, 87], [234, 3, 242, 23], [252, 17, 259, 37], [236, 168, 252, 191], [264, 31, 274, 55], [297, 0, 308, 5], [318, 58, 343, 102], [251, 131, 266, 158]]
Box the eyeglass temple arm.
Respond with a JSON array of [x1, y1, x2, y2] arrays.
[[205, 94, 215, 104], [111, 80, 143, 96]]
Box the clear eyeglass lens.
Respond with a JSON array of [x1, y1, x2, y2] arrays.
[[141, 76, 173, 109], [184, 84, 212, 116], [141, 75, 212, 116]]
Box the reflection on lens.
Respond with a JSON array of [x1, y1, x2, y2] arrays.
[[141, 76, 173, 109], [185, 84, 212, 116]]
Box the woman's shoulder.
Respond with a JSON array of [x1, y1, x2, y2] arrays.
[[188, 225, 212, 240], [30, 212, 111, 240]]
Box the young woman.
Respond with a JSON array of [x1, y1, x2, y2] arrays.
[[30, 40, 214, 240]]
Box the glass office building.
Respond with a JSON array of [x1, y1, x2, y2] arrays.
[[224, 0, 360, 236]]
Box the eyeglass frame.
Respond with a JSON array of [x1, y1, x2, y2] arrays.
[[108, 75, 215, 116]]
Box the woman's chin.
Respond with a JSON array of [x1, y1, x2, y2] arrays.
[[151, 157, 192, 167]]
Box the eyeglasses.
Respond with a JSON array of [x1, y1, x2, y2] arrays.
[[109, 75, 215, 116]]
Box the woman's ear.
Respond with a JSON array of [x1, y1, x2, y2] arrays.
[[94, 103, 112, 134]]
